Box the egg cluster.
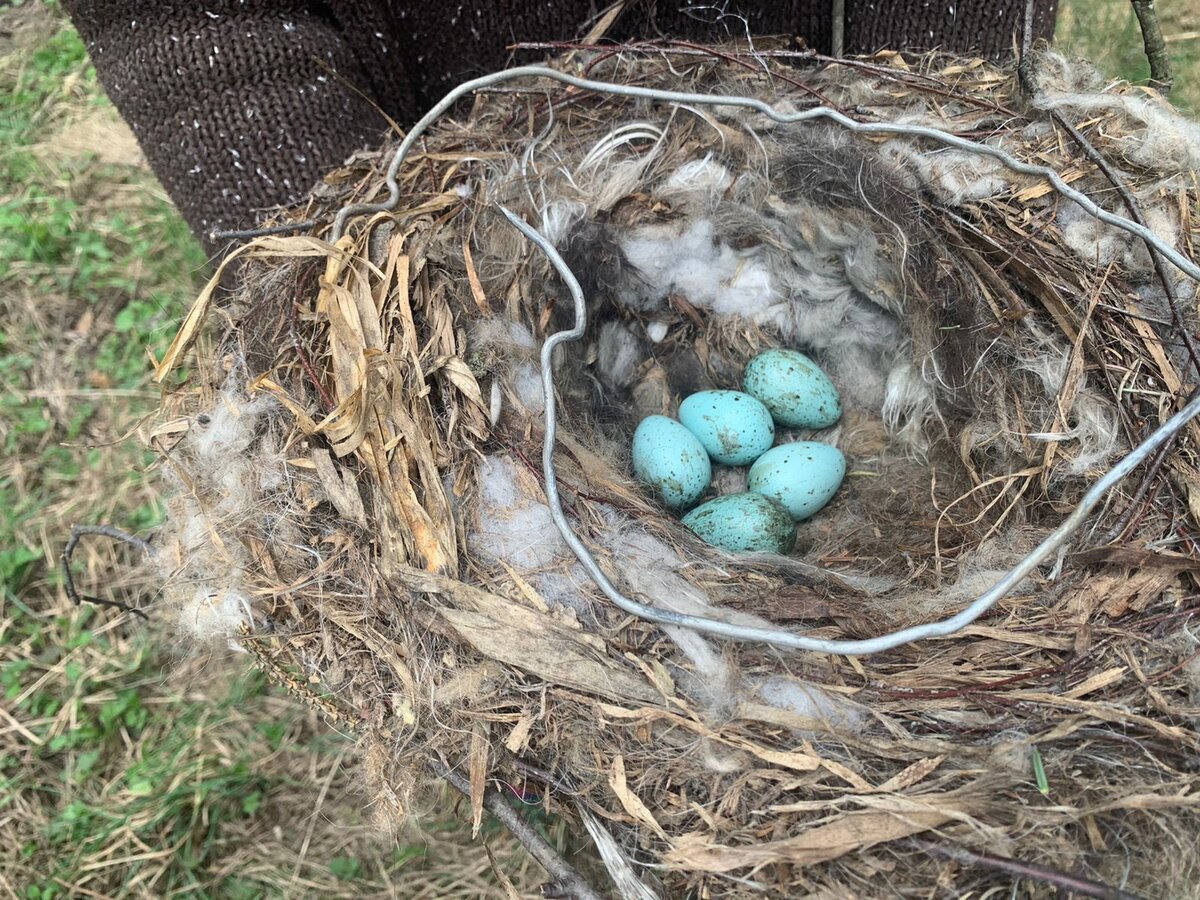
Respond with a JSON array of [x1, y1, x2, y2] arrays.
[[632, 349, 846, 554]]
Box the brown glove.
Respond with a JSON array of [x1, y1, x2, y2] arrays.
[[62, 1, 1056, 255]]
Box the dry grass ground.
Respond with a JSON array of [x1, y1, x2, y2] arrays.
[[0, 3, 549, 897], [1, 1, 1197, 897]]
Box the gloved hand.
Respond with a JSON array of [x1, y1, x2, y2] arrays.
[[61, 0, 1057, 256]]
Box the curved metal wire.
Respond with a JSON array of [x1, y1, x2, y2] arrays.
[[333, 64, 1200, 284], [322, 63, 1200, 655], [500, 207, 1200, 655]]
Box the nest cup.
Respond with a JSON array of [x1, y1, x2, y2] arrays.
[[148, 43, 1200, 897]]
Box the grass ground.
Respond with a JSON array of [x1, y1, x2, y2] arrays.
[[0, 1, 1197, 897], [0, 3, 546, 897], [1058, 0, 1200, 113]]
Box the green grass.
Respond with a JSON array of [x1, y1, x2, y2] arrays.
[[1057, 0, 1200, 113], [0, 22, 202, 536], [0, 7, 553, 895], [5, 616, 271, 896], [0, 10, 305, 895]]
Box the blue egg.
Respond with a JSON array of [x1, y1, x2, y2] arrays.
[[748, 442, 845, 520], [682, 493, 796, 554], [678, 390, 775, 466], [743, 349, 842, 429], [632, 415, 712, 509]]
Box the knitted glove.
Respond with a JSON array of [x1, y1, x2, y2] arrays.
[[61, 1, 1055, 255]]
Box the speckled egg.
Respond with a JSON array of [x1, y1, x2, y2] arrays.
[[631, 415, 712, 509], [682, 493, 796, 554], [743, 349, 841, 429], [678, 390, 775, 466], [748, 441, 845, 521]]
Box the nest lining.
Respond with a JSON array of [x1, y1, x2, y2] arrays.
[[146, 44, 1200, 897]]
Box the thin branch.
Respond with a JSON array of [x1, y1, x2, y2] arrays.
[[913, 839, 1146, 900], [510, 757, 581, 796], [1048, 113, 1200, 378], [210, 219, 318, 242], [430, 756, 606, 900], [1019, 0, 1036, 97], [662, 39, 841, 108], [289, 264, 335, 412], [1091, 434, 1169, 546], [1131, 0, 1173, 96], [509, 39, 817, 59], [515, 39, 1018, 115], [1148, 642, 1200, 682], [830, 0, 845, 58], [61, 524, 152, 620], [873, 664, 1060, 700], [1050, 114, 1200, 540]]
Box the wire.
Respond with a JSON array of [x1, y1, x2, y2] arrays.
[[499, 206, 1200, 655], [316, 63, 1200, 655], [332, 64, 1200, 285]]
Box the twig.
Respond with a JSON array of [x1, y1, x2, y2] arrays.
[[1048, 114, 1200, 379], [1131, 601, 1200, 631], [1091, 427, 1171, 546], [1048, 116, 1200, 543], [338, 65, 1200, 277], [510, 757, 581, 796], [812, 53, 1020, 117], [662, 39, 841, 108], [289, 264, 335, 412], [1147, 643, 1200, 683], [215, 63, 1200, 286], [510, 40, 816, 59], [913, 839, 1146, 899], [873, 664, 1059, 700], [517, 39, 1018, 116], [61, 525, 151, 620], [830, 0, 845, 58], [211, 218, 318, 242], [1130, 0, 1173, 96], [430, 756, 606, 900], [1019, 0, 1036, 97], [1020, 39, 1200, 547]]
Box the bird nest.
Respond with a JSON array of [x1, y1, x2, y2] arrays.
[[142, 42, 1200, 897]]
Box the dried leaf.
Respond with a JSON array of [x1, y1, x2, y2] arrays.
[[1010, 691, 1196, 744], [954, 625, 1071, 650], [311, 449, 367, 525], [1073, 546, 1200, 573], [1067, 569, 1177, 620], [505, 711, 535, 754], [439, 606, 655, 703], [667, 796, 968, 872], [609, 755, 667, 841], [432, 355, 488, 410], [1014, 167, 1085, 202], [1041, 274, 1103, 487], [153, 239, 269, 382], [462, 239, 492, 314], [1062, 666, 1127, 700], [401, 568, 657, 704], [326, 610, 418, 708], [597, 703, 822, 772], [820, 757, 872, 791], [875, 756, 945, 793], [470, 722, 489, 838]]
